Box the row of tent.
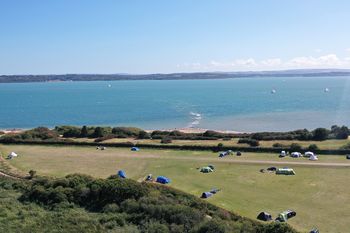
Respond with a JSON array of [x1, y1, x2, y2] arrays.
[[117, 170, 170, 184], [280, 151, 318, 160]]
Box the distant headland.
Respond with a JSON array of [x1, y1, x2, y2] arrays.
[[1, 69, 350, 83]]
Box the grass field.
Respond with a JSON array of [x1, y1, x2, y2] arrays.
[[1, 144, 349, 233], [72, 137, 350, 150]]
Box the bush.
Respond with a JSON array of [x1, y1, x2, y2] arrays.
[[248, 140, 259, 147], [112, 127, 142, 138], [272, 143, 285, 148], [290, 143, 302, 151], [308, 144, 319, 151], [238, 138, 259, 147]]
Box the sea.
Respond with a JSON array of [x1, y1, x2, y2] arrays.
[[1, 76, 350, 132]]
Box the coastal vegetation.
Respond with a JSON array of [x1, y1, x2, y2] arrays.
[[0, 173, 297, 233], [1, 125, 349, 153]]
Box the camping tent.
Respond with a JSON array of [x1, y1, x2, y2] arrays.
[[276, 168, 296, 175], [208, 165, 215, 170], [131, 147, 140, 151], [346, 155, 350, 160], [236, 151, 242, 156], [201, 192, 213, 198], [304, 151, 314, 157], [276, 210, 296, 222], [291, 152, 302, 158], [156, 176, 170, 184], [309, 154, 318, 161], [267, 167, 277, 172], [8, 152, 18, 159], [210, 188, 220, 194], [257, 212, 272, 221], [200, 167, 213, 173], [117, 170, 126, 178], [280, 151, 286, 157]]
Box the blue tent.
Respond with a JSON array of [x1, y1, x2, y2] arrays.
[[118, 170, 126, 178], [201, 192, 213, 198], [156, 176, 170, 184], [131, 147, 140, 151]]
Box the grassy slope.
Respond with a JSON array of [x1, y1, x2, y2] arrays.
[[1, 144, 349, 232]]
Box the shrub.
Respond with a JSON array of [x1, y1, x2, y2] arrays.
[[290, 143, 302, 151], [272, 143, 285, 148], [112, 127, 142, 138], [308, 144, 319, 151], [238, 138, 259, 147], [29, 170, 37, 179], [248, 140, 259, 147]]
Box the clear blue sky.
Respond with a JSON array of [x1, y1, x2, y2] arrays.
[[1, 0, 350, 74]]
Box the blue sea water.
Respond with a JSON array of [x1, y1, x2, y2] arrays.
[[1, 76, 350, 132]]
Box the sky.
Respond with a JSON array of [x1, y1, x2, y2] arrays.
[[1, 0, 350, 74]]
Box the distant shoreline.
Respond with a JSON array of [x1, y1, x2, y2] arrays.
[[1, 69, 350, 83]]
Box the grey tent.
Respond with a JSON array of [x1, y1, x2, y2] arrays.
[[257, 212, 272, 221], [346, 155, 350, 160], [201, 192, 213, 198]]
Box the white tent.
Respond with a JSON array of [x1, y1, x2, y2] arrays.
[[309, 154, 318, 161], [304, 151, 314, 157], [280, 151, 286, 157], [291, 152, 302, 158], [8, 152, 18, 159]]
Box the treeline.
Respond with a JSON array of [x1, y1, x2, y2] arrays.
[[249, 125, 350, 141], [0, 175, 297, 233], [55, 126, 245, 141], [1, 125, 349, 145]]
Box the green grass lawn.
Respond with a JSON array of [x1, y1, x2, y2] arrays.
[[1, 144, 349, 233]]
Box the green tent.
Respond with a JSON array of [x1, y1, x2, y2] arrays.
[[276, 168, 295, 175], [276, 210, 296, 222], [200, 167, 213, 173]]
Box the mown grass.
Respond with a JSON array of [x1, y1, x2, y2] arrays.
[[1, 144, 349, 233]]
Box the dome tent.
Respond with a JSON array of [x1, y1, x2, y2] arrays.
[[117, 170, 126, 178], [156, 176, 170, 184], [200, 166, 213, 173], [8, 152, 18, 159], [257, 212, 272, 221]]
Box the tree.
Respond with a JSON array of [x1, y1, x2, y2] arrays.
[[138, 130, 150, 139], [80, 126, 88, 138], [312, 128, 329, 141], [335, 126, 349, 139], [92, 127, 104, 138]]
